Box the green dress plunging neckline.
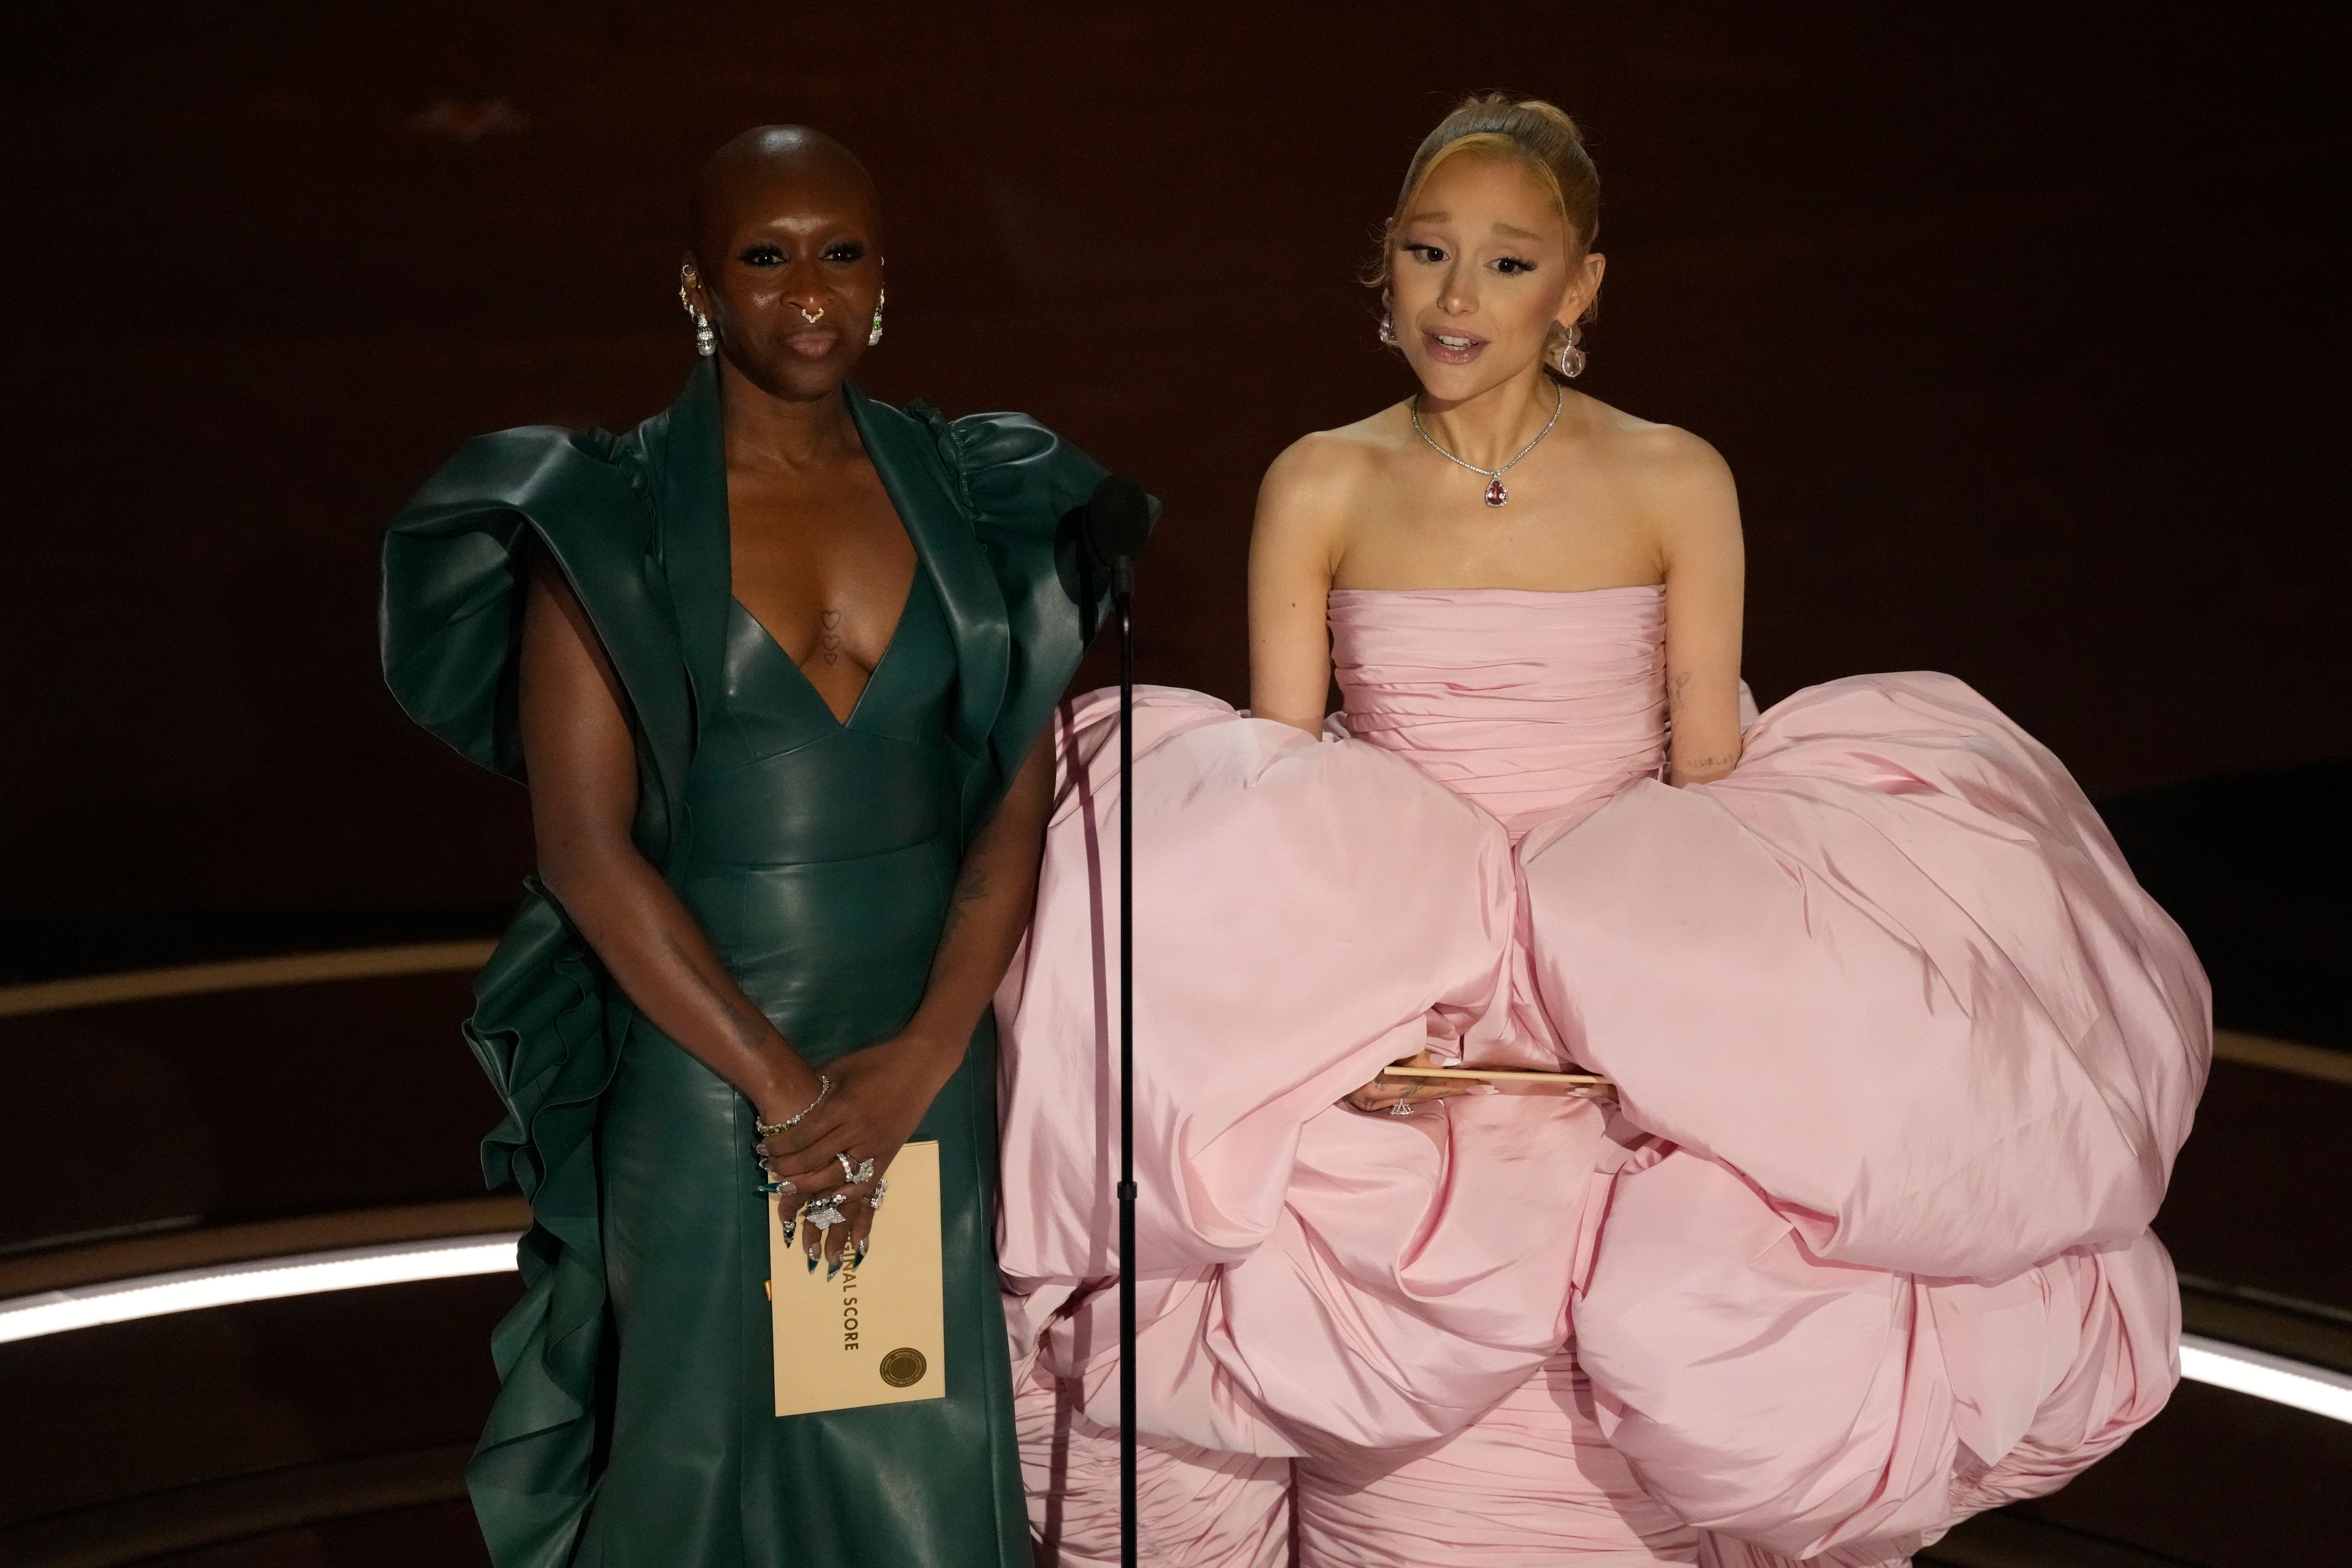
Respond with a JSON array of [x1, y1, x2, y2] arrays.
[[725, 562, 918, 735]]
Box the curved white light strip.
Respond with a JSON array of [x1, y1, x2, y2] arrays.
[[2, 1243, 2348, 1429], [0, 1233, 520, 1346], [2180, 1332, 2352, 1424]]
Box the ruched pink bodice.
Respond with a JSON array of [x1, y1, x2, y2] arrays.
[[1330, 587, 1667, 837]]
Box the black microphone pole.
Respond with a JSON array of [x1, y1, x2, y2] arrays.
[[1115, 551, 1138, 1568], [1063, 473, 1153, 1568]]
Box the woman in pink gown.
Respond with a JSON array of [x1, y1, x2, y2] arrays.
[[996, 96, 2207, 1566]]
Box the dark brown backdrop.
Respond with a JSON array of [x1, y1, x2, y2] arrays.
[[4, 1, 2345, 937]]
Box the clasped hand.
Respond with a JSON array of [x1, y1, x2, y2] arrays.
[[755, 1031, 959, 1276], [1340, 1049, 1483, 1116]]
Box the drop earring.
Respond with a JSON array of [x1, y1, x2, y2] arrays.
[[1378, 311, 1398, 347], [679, 265, 715, 358], [1553, 323, 1586, 379], [868, 284, 886, 348]]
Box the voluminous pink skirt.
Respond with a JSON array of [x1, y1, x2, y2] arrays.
[[1000, 677, 2206, 1564]]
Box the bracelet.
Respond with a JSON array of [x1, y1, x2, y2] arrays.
[[755, 1074, 832, 1139]]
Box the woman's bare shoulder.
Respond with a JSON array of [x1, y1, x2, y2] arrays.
[[1566, 397, 1740, 571], [1257, 404, 1411, 529], [1578, 398, 1736, 536], [1263, 406, 1410, 494], [1578, 396, 1733, 491]]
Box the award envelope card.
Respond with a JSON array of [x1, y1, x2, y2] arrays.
[[769, 1138, 946, 1417]]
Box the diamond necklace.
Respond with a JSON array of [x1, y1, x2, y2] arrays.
[[1409, 381, 1565, 508]]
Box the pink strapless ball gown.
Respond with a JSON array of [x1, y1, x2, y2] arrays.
[[996, 587, 2207, 1567]]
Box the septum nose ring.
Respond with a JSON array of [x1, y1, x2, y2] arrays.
[[798, 304, 826, 323]]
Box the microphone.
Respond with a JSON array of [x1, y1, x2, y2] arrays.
[[1060, 474, 1156, 638], [1077, 474, 1153, 592]]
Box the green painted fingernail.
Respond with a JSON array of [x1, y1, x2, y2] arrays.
[[826, 1256, 843, 1281]]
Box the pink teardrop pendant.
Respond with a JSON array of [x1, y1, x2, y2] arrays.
[[1483, 478, 1509, 507]]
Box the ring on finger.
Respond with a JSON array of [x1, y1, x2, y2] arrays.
[[867, 1176, 889, 1211]]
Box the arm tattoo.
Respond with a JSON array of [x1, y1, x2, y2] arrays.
[[1668, 669, 1694, 710], [936, 860, 991, 946]]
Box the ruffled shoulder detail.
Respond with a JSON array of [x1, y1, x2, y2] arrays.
[[899, 401, 1145, 812], [379, 423, 690, 837], [916, 403, 1112, 549], [380, 426, 628, 774]]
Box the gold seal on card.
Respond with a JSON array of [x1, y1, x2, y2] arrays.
[[879, 1347, 927, 1388]]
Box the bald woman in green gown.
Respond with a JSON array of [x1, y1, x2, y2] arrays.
[[380, 127, 1131, 1567]]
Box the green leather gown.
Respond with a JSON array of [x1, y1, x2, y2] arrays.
[[379, 360, 1120, 1568]]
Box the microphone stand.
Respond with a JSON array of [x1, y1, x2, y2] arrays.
[[1114, 556, 1139, 1568], [1065, 473, 1152, 1568]]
